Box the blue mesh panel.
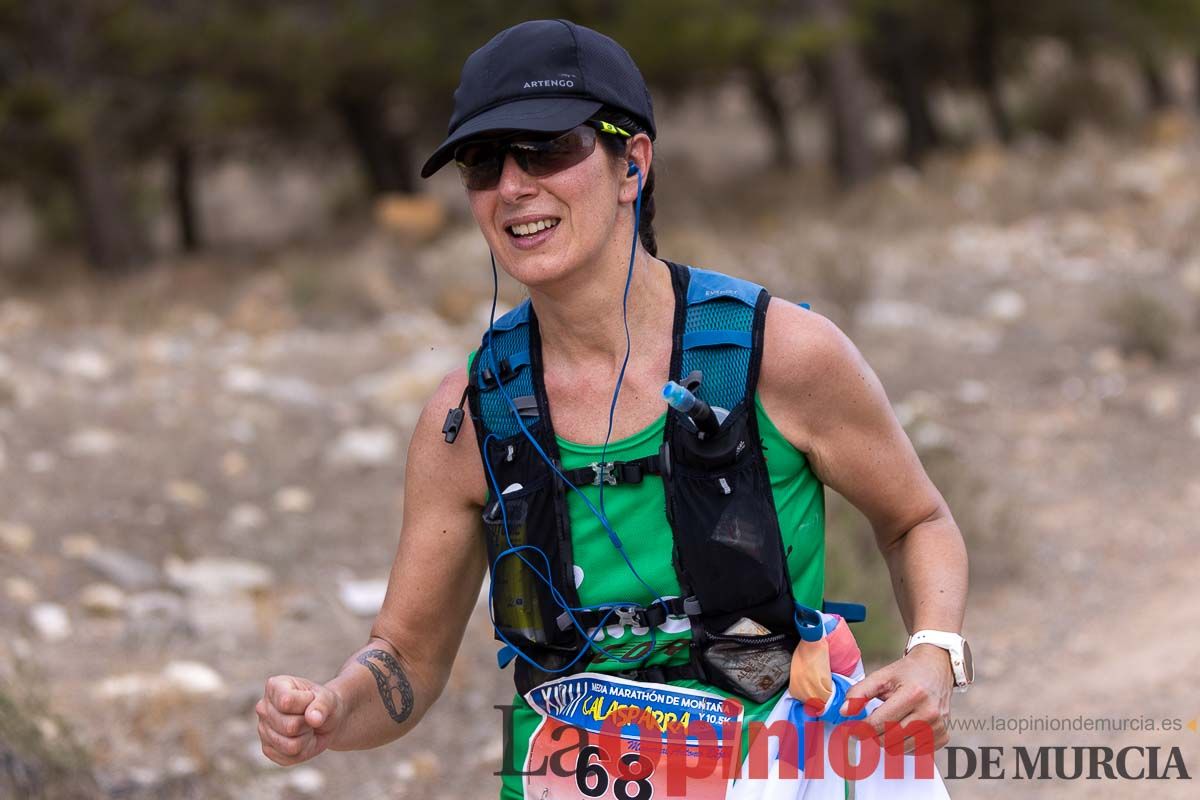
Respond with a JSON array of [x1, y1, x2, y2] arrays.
[[479, 325, 535, 439], [681, 298, 754, 412]]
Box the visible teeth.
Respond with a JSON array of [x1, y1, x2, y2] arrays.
[[510, 219, 558, 236]]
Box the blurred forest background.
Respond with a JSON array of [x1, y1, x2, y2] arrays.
[[2, 1, 1200, 799], [2, 0, 1200, 270]]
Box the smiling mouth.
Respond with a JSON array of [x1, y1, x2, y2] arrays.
[[507, 218, 561, 237]]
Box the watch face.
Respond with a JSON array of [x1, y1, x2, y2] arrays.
[[962, 639, 974, 684]]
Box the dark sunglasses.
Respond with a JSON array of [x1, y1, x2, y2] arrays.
[[454, 121, 631, 190]]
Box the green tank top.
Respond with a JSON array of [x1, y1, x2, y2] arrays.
[[489, 391, 826, 798]]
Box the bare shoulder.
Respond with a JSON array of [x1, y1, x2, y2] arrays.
[[406, 365, 488, 511], [759, 296, 878, 452]]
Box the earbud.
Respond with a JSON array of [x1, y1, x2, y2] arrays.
[[626, 162, 639, 177]]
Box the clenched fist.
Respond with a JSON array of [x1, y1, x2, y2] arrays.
[[256, 675, 344, 766]]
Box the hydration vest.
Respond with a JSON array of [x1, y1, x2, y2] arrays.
[[465, 261, 852, 702]]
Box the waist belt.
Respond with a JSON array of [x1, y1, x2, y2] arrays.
[[555, 595, 701, 632]]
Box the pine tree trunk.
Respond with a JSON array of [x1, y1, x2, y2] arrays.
[[803, 0, 874, 186], [970, 0, 1013, 142], [887, 61, 943, 166], [69, 137, 148, 271], [873, 9, 942, 166], [334, 92, 416, 195], [747, 63, 796, 168], [1195, 53, 1200, 109], [171, 143, 201, 252], [1141, 57, 1171, 111]]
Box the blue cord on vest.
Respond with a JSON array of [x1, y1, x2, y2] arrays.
[[596, 164, 642, 525], [481, 433, 659, 670], [481, 164, 670, 674]]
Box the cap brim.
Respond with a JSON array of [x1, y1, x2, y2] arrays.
[[420, 97, 603, 178]]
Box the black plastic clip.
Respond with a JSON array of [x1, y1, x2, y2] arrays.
[[442, 385, 468, 444]]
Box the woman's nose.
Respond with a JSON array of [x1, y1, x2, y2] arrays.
[[497, 153, 537, 201]]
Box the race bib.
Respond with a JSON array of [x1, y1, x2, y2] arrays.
[[523, 672, 744, 799]]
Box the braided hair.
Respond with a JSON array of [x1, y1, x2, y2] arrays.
[[592, 108, 658, 257]]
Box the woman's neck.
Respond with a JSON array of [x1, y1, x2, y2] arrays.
[[527, 248, 674, 374]]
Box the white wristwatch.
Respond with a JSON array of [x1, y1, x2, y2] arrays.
[[905, 630, 974, 692]]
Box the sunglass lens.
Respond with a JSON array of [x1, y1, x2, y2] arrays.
[[516, 127, 597, 177], [454, 126, 598, 189]]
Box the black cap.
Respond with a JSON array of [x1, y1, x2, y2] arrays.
[[420, 19, 655, 179]]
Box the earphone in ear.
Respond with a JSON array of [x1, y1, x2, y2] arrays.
[[626, 162, 639, 177]]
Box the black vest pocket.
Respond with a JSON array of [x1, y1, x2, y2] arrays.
[[700, 629, 793, 703], [482, 478, 571, 648], [669, 403, 791, 629]]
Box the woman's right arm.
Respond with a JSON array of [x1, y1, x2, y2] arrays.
[[256, 365, 489, 764]]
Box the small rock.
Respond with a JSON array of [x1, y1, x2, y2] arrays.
[[164, 556, 274, 594], [374, 194, 447, 241], [163, 660, 226, 696], [287, 766, 327, 795], [409, 750, 442, 779], [84, 548, 162, 591], [35, 717, 61, 742], [394, 761, 416, 782], [79, 583, 127, 616], [166, 755, 199, 777], [223, 365, 266, 394], [984, 289, 1026, 322], [1144, 385, 1180, 419], [26, 450, 56, 473], [1181, 259, 1200, 295], [125, 591, 189, 637], [0, 521, 34, 553], [186, 592, 259, 640], [855, 300, 929, 330], [326, 427, 398, 468], [6, 577, 38, 604], [226, 503, 266, 532], [1093, 373, 1127, 400], [29, 603, 72, 642], [67, 428, 122, 457], [955, 380, 990, 405], [338, 578, 388, 618], [221, 450, 248, 478], [225, 367, 323, 407], [59, 349, 113, 381], [471, 738, 505, 770], [912, 421, 953, 451], [0, 298, 42, 335], [61, 533, 99, 559], [274, 486, 313, 513], [225, 418, 257, 444], [94, 672, 165, 701], [267, 377, 323, 408], [1089, 347, 1124, 373], [284, 593, 322, 621], [165, 480, 209, 509]]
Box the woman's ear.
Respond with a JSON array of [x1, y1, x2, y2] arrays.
[[619, 133, 653, 205]]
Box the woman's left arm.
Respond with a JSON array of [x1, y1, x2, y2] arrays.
[[759, 298, 968, 750]]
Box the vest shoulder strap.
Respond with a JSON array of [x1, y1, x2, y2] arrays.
[[675, 264, 768, 413], [469, 299, 539, 441]]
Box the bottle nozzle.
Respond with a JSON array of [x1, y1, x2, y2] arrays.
[[662, 381, 697, 413]]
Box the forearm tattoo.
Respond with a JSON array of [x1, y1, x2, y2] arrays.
[[356, 648, 415, 725]]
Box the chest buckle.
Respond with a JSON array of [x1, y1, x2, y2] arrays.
[[589, 461, 617, 486]]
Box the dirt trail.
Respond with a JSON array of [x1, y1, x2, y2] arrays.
[[2, 121, 1199, 798]]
